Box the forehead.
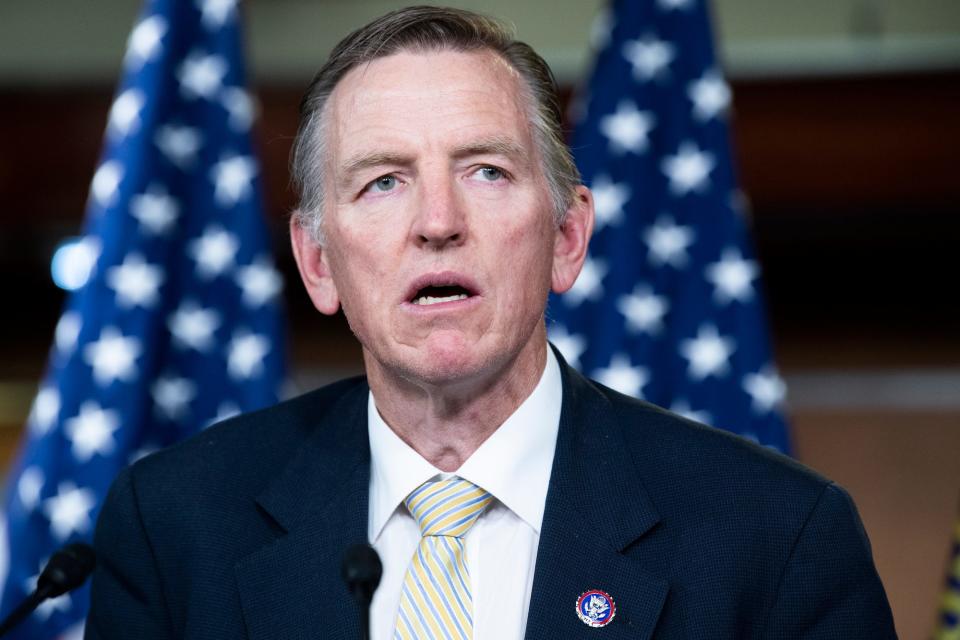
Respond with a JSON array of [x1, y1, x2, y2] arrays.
[[326, 48, 533, 163]]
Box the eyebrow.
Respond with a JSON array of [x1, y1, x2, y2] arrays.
[[341, 151, 414, 178], [339, 136, 531, 181], [450, 137, 530, 163]]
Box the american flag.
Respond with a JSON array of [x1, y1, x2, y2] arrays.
[[0, 0, 285, 636], [548, 0, 790, 451], [934, 515, 960, 639]]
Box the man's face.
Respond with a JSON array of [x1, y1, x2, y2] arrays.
[[292, 49, 590, 388]]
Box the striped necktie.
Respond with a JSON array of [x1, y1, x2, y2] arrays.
[[394, 477, 493, 640]]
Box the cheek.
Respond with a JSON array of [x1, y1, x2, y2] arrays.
[[499, 218, 555, 300], [328, 224, 389, 283]]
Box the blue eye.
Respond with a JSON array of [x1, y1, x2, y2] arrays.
[[368, 175, 397, 193], [477, 166, 503, 181]]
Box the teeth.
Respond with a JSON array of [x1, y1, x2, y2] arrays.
[[414, 293, 468, 306]]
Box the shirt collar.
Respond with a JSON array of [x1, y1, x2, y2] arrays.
[[367, 347, 563, 541]]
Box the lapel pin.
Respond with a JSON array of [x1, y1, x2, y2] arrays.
[[576, 589, 616, 628]]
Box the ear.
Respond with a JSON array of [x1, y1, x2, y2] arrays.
[[289, 213, 341, 315], [551, 185, 595, 294]]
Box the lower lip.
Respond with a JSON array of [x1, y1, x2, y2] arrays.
[[401, 295, 482, 314]]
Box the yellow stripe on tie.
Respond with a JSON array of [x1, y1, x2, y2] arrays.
[[413, 549, 461, 635], [408, 480, 464, 519], [394, 478, 493, 640], [425, 494, 487, 535]]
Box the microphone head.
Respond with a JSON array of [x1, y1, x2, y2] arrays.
[[38, 542, 96, 598], [341, 543, 382, 604]]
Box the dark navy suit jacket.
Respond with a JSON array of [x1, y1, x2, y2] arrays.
[[86, 357, 896, 639]]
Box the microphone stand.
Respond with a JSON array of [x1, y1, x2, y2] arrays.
[[0, 542, 96, 637], [0, 584, 56, 636]]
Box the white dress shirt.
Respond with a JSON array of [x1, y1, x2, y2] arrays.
[[367, 347, 563, 640]]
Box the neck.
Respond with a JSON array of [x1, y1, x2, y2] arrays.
[[366, 333, 548, 472]]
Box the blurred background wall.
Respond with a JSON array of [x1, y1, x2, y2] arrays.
[[0, 1, 958, 637]]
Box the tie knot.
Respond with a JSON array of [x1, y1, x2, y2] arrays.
[[405, 477, 493, 537]]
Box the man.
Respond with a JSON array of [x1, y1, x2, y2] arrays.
[[87, 6, 896, 639]]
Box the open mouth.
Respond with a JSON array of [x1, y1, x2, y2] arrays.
[[411, 284, 472, 306], [405, 273, 479, 307]]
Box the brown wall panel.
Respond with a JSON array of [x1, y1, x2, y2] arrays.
[[732, 72, 960, 213]]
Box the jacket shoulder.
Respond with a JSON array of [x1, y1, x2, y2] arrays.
[[585, 375, 831, 519], [130, 376, 368, 498]]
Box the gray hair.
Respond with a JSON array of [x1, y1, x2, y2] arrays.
[[290, 5, 581, 244]]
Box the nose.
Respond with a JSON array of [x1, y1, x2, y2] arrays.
[[411, 172, 467, 250]]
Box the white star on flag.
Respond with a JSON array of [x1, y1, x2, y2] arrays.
[[617, 285, 669, 334], [743, 367, 787, 413], [177, 51, 228, 100], [58, 236, 101, 293], [236, 258, 283, 307], [54, 312, 82, 356], [28, 386, 60, 436], [83, 326, 142, 386], [669, 400, 713, 426], [593, 353, 650, 398], [623, 35, 676, 81], [25, 566, 72, 620], [169, 302, 221, 351], [599, 101, 655, 154], [590, 175, 630, 230], [42, 482, 97, 541], [17, 467, 44, 511], [643, 215, 695, 268], [91, 161, 124, 207], [152, 376, 197, 421], [210, 154, 258, 206], [125, 15, 167, 68], [679, 324, 736, 380], [547, 325, 587, 369], [590, 8, 614, 51], [130, 185, 180, 235], [705, 248, 759, 304], [106, 253, 165, 309], [155, 124, 203, 169], [36, 594, 73, 621], [688, 69, 731, 122], [198, 0, 238, 29], [563, 256, 607, 306], [221, 86, 255, 132], [64, 402, 120, 462], [189, 225, 239, 278], [662, 142, 715, 195], [227, 332, 271, 380], [207, 401, 242, 427], [108, 89, 146, 139], [657, 0, 695, 10]]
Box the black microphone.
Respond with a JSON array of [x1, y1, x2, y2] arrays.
[[0, 542, 96, 637], [341, 543, 382, 640]]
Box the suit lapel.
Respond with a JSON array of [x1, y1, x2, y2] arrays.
[[525, 358, 669, 640], [235, 382, 371, 640]]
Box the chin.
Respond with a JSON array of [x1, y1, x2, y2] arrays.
[[382, 334, 498, 389], [412, 339, 486, 382]]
